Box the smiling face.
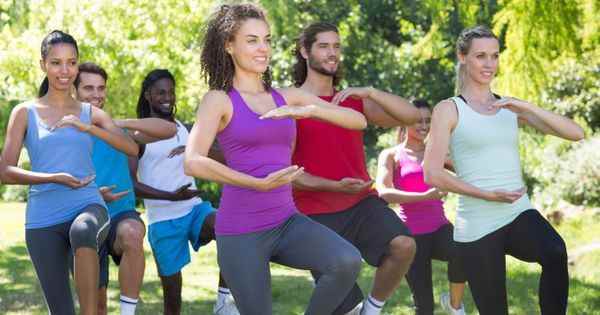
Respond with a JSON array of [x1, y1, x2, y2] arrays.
[[459, 37, 500, 86], [405, 107, 432, 143], [305, 31, 341, 78], [40, 43, 79, 94], [226, 18, 271, 75], [76, 72, 106, 108], [145, 77, 176, 118]]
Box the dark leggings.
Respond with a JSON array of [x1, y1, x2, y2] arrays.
[[217, 214, 362, 315], [26, 204, 109, 315], [405, 223, 466, 315], [456, 209, 568, 315]]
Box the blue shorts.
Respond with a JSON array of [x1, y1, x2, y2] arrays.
[[148, 201, 215, 276]]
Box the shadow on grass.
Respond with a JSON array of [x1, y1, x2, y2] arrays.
[[1, 245, 599, 315], [0, 244, 46, 314]]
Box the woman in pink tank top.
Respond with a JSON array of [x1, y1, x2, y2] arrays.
[[183, 4, 367, 315], [376, 100, 466, 315]]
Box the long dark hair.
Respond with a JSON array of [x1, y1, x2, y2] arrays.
[[200, 3, 271, 92], [293, 22, 342, 87], [38, 30, 79, 97], [136, 69, 176, 119]]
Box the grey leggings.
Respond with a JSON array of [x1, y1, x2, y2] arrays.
[[25, 203, 109, 315], [217, 214, 362, 315]]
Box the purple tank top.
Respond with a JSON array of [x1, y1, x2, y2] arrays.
[[393, 146, 449, 235], [215, 88, 297, 235]]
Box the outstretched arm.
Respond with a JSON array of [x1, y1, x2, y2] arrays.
[[273, 87, 367, 130], [116, 118, 177, 144], [492, 97, 584, 141], [332, 87, 420, 128]]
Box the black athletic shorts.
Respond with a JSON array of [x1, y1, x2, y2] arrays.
[[309, 195, 412, 266]]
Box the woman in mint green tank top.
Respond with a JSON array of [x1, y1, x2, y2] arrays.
[[423, 26, 583, 315], [0, 31, 138, 315]]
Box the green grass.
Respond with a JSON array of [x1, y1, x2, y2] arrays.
[[0, 202, 599, 314]]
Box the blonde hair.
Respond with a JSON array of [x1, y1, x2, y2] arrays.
[[455, 26, 498, 94]]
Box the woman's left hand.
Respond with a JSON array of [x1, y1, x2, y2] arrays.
[[51, 114, 92, 132], [260, 105, 315, 120], [491, 97, 534, 114]]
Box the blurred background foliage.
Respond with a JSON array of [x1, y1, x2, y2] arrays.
[[1, 0, 598, 209]]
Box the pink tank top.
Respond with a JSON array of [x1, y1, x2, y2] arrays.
[[393, 146, 448, 235]]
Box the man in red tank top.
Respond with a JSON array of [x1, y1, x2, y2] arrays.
[[291, 22, 421, 315]]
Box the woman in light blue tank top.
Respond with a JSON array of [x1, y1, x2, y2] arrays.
[[184, 4, 368, 315], [423, 26, 584, 315], [0, 31, 138, 315]]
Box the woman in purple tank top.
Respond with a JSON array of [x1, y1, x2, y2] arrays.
[[184, 4, 367, 315], [376, 100, 466, 315]]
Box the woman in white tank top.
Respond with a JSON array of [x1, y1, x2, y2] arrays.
[[423, 26, 583, 315]]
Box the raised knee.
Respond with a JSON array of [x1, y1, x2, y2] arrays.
[[330, 247, 362, 278], [70, 221, 99, 250], [543, 239, 568, 264], [389, 236, 416, 262], [118, 223, 145, 252]]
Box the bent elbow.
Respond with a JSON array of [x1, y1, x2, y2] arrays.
[[572, 128, 585, 142], [127, 145, 139, 157], [377, 190, 393, 204], [356, 116, 368, 130], [424, 169, 440, 188], [183, 157, 194, 177]]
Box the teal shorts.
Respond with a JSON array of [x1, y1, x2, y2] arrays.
[[148, 201, 215, 276]]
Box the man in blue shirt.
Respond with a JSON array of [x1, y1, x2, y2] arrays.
[[75, 62, 176, 315]]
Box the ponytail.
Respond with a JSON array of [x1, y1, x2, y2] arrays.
[[38, 77, 49, 97], [455, 63, 466, 95]]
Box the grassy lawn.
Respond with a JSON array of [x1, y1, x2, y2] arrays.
[[0, 201, 599, 314]]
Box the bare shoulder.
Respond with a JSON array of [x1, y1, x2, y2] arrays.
[[432, 99, 458, 126], [275, 87, 304, 105], [199, 90, 231, 110], [378, 146, 397, 161], [9, 102, 30, 121]]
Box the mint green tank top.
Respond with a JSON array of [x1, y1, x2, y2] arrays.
[[449, 96, 532, 242]]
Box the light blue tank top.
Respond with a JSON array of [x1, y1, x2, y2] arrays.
[[449, 96, 533, 242], [24, 102, 105, 229], [92, 135, 136, 218]]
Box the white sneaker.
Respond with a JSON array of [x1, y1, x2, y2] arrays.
[[214, 294, 241, 315], [440, 292, 466, 315], [345, 302, 363, 315]]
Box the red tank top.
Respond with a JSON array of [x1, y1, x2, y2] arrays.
[[292, 95, 374, 215]]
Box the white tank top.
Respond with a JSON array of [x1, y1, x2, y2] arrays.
[[138, 119, 202, 224], [449, 96, 533, 242]]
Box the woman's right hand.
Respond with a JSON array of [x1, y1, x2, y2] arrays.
[[255, 166, 304, 192], [52, 173, 95, 189], [425, 188, 448, 200], [484, 187, 527, 203]]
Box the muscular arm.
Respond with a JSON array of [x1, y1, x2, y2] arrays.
[[117, 118, 177, 144], [293, 172, 343, 192], [280, 88, 367, 130], [363, 89, 420, 128], [517, 104, 584, 141]]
